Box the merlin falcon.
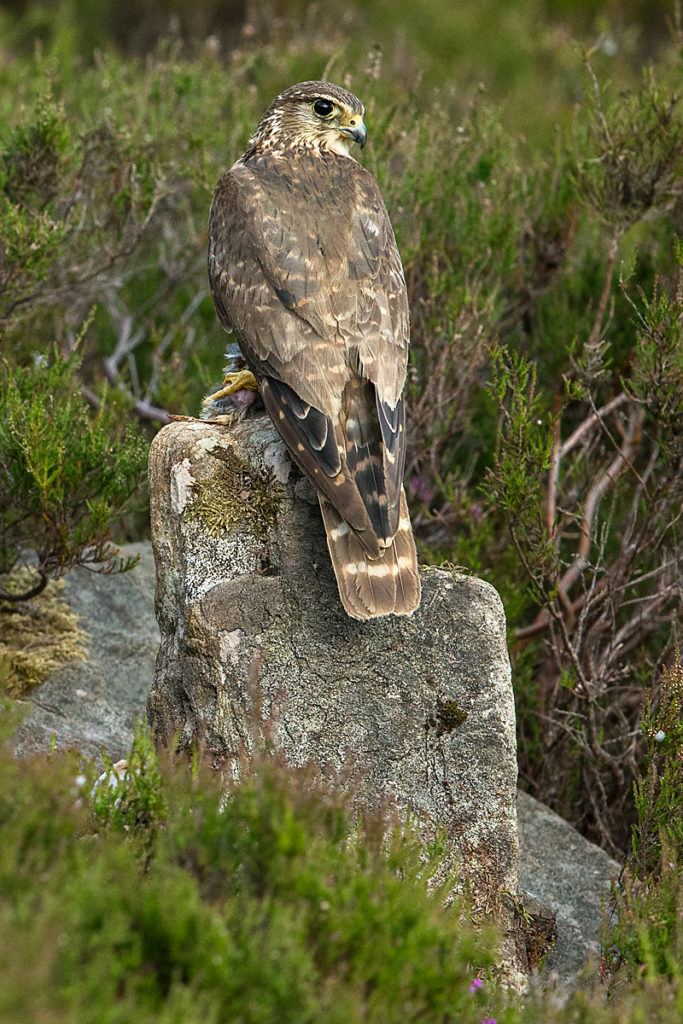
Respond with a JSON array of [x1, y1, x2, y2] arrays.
[[207, 80, 421, 619]]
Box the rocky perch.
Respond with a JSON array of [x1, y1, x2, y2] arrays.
[[147, 416, 522, 976]]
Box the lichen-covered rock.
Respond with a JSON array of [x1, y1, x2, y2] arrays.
[[147, 416, 522, 978]]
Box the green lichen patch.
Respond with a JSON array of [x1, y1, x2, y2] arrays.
[[184, 445, 284, 542], [0, 569, 87, 695]]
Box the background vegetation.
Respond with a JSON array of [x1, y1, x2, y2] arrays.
[[1, 0, 681, 1016]]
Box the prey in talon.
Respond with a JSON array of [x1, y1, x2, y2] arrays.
[[201, 343, 262, 423]]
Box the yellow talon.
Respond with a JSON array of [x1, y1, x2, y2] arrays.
[[201, 368, 259, 407]]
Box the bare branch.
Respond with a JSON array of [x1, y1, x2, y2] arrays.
[[585, 227, 620, 359], [0, 570, 49, 602], [558, 404, 644, 599], [559, 391, 630, 459]]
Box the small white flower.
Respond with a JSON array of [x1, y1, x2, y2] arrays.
[[92, 759, 130, 803], [597, 32, 618, 57]]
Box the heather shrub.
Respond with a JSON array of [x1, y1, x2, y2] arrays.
[[2, 713, 683, 1022], [602, 652, 683, 987], [0, 715, 498, 1024], [0, 348, 146, 601]]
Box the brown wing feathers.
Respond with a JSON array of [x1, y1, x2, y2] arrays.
[[260, 367, 419, 614], [342, 376, 392, 542], [208, 81, 421, 618], [375, 394, 405, 538], [259, 374, 383, 556]]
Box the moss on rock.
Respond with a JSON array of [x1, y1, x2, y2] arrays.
[[437, 699, 468, 733], [0, 569, 87, 695], [183, 444, 284, 542]]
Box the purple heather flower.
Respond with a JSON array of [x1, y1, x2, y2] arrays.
[[409, 476, 435, 504], [481, 1018, 497, 1024], [469, 978, 483, 993]]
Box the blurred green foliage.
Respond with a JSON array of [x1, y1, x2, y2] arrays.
[[2, 712, 683, 1021], [0, 713, 498, 1023], [604, 652, 683, 988], [1, 1, 678, 142]]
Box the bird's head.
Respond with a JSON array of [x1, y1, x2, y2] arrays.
[[249, 81, 367, 158]]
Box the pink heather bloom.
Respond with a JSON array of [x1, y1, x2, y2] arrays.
[[482, 1018, 497, 1023], [409, 476, 436, 504], [469, 978, 483, 993]]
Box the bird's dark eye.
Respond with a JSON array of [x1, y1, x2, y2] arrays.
[[313, 98, 334, 117]]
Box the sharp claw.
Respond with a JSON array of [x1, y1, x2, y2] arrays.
[[202, 369, 259, 406]]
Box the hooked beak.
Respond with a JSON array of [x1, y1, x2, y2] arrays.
[[341, 119, 367, 149]]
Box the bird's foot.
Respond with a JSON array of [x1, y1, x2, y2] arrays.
[[200, 368, 261, 423], [201, 369, 259, 408]]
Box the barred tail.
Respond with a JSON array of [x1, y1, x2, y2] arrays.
[[319, 489, 421, 620]]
